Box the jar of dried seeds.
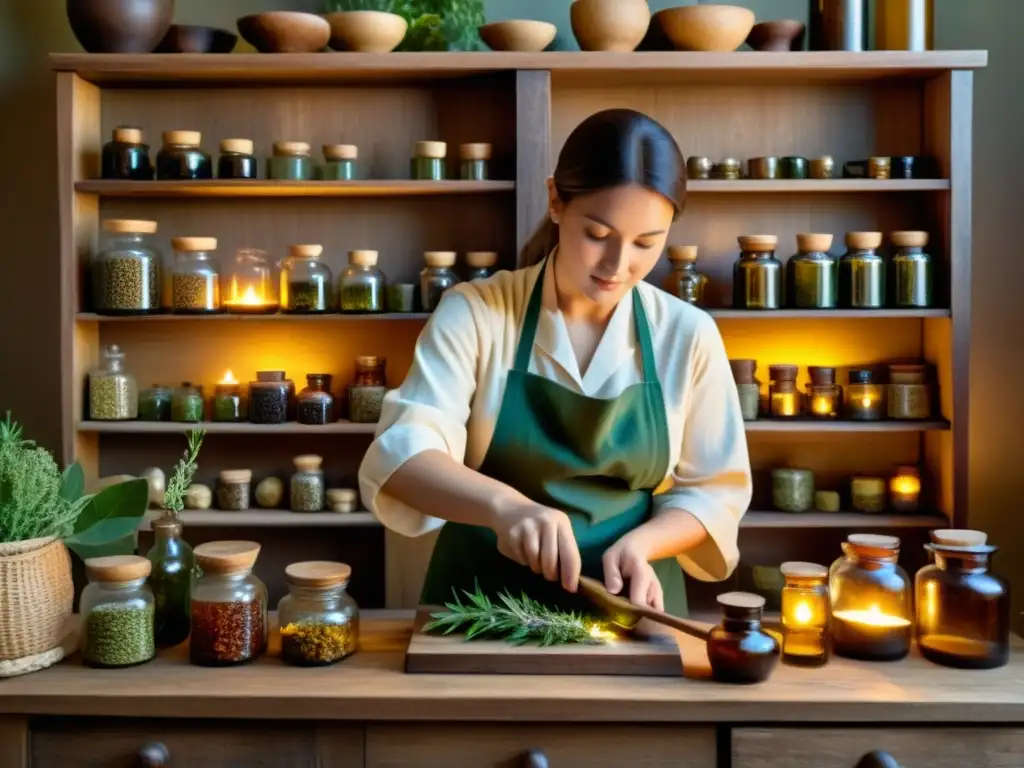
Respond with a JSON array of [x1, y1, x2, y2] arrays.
[[420, 251, 460, 312], [217, 469, 252, 511], [297, 374, 335, 425], [93, 219, 163, 315], [171, 382, 205, 422], [89, 345, 138, 421], [291, 455, 326, 512], [157, 130, 212, 180], [278, 561, 359, 666], [280, 245, 333, 314], [249, 371, 294, 424], [80, 555, 155, 668], [138, 385, 173, 421], [171, 237, 221, 313], [339, 250, 386, 313], [190, 541, 267, 666], [349, 356, 388, 423], [888, 364, 931, 420]]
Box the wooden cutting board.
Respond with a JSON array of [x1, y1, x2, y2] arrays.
[[404, 610, 683, 677]]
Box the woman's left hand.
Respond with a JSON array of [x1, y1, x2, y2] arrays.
[[602, 534, 663, 611]]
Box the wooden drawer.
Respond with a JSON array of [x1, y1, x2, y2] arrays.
[[733, 727, 1024, 768], [30, 718, 363, 768], [366, 723, 715, 767]]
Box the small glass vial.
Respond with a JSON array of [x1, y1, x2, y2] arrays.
[[844, 369, 885, 420], [89, 344, 138, 421], [102, 126, 153, 180], [249, 371, 294, 425], [93, 219, 163, 315], [707, 592, 780, 684], [772, 468, 814, 513], [780, 561, 830, 667], [322, 144, 358, 180], [190, 541, 267, 666], [267, 141, 315, 181], [888, 363, 931, 420], [829, 534, 913, 661], [278, 561, 360, 666], [138, 385, 173, 422], [171, 382, 205, 423], [839, 231, 885, 309], [733, 235, 783, 310], [459, 142, 491, 180], [156, 130, 212, 180], [298, 374, 335, 425], [146, 513, 193, 649], [663, 245, 708, 306], [291, 454, 326, 512], [349, 356, 388, 424], [851, 476, 886, 513], [217, 138, 258, 180], [788, 233, 838, 309], [171, 237, 221, 313], [805, 365, 841, 419], [729, 359, 760, 422], [891, 230, 933, 308], [340, 250, 387, 313], [81, 555, 155, 668], [916, 529, 1010, 670], [224, 248, 277, 314], [280, 244, 333, 314], [465, 251, 498, 282], [217, 469, 252, 511], [213, 371, 245, 422], [411, 140, 447, 180], [768, 364, 799, 418], [420, 251, 460, 312], [889, 465, 921, 513]]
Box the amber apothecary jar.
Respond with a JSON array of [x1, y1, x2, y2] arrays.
[[707, 592, 780, 684], [888, 364, 931, 420], [915, 529, 1010, 669], [768, 364, 799, 418], [805, 365, 841, 419], [780, 561, 830, 667], [844, 369, 885, 420], [829, 534, 913, 661], [224, 248, 277, 314]]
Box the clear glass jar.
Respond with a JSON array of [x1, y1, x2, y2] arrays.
[[851, 476, 886, 513], [465, 251, 498, 282], [663, 245, 708, 306], [772, 468, 814, 513], [291, 454, 325, 512], [891, 230, 934, 308], [80, 555, 155, 668], [768, 364, 799, 418], [349, 356, 388, 424], [322, 144, 358, 181], [706, 592, 779, 684], [213, 372, 245, 422], [280, 244, 333, 314], [888, 363, 931, 420], [93, 219, 162, 315], [459, 142, 491, 181], [145, 514, 193, 649], [829, 534, 913, 661], [102, 125, 153, 180], [278, 561, 359, 666], [780, 561, 830, 667], [916, 530, 1010, 669], [171, 383, 204, 423], [156, 130, 212, 181], [223, 248, 277, 314], [787, 233, 838, 309], [805, 366, 841, 419], [297, 374, 335, 425], [171, 237, 221, 313], [889, 465, 921, 512], [138, 385, 172, 422], [420, 251, 459, 312], [89, 344, 138, 420], [249, 371, 294, 424], [733, 235, 783, 310], [340, 250, 386, 313], [190, 541, 267, 666], [217, 469, 252, 511], [839, 231, 885, 309], [729, 359, 760, 421], [411, 140, 447, 180], [217, 138, 258, 180], [267, 141, 315, 181], [844, 369, 885, 420]]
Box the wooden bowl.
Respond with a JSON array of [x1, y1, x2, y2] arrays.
[[479, 20, 557, 52], [656, 4, 756, 52], [237, 12, 330, 54], [571, 0, 651, 52], [746, 19, 805, 52], [66, 0, 173, 53], [324, 10, 407, 53], [156, 24, 238, 54]]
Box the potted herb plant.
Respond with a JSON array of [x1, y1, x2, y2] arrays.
[[325, 0, 486, 51]]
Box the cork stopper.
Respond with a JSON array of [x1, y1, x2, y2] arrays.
[[466, 251, 497, 268], [85, 554, 152, 583], [424, 251, 457, 268], [796, 233, 834, 253], [888, 363, 926, 384], [113, 126, 143, 144], [667, 245, 698, 263], [355, 355, 383, 368], [219, 469, 253, 484], [103, 219, 158, 235], [459, 142, 492, 161], [289, 244, 324, 260], [847, 533, 900, 559], [808, 366, 836, 387], [256, 371, 285, 383], [769, 364, 798, 381], [323, 143, 358, 161], [931, 529, 987, 547], [293, 454, 323, 472], [890, 230, 929, 248], [780, 561, 828, 581], [220, 138, 254, 155], [327, 488, 358, 504], [729, 359, 756, 385], [349, 250, 379, 267], [285, 561, 352, 588], [194, 541, 261, 575], [163, 130, 201, 147], [414, 141, 447, 159], [845, 231, 883, 250], [150, 513, 183, 536], [737, 235, 778, 252], [273, 141, 311, 157], [717, 591, 766, 621], [172, 237, 218, 252]]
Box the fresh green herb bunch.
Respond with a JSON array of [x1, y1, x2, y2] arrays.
[[325, 0, 486, 51], [162, 428, 205, 515]]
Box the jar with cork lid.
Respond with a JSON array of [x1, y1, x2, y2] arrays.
[[890, 230, 933, 308], [157, 130, 212, 180], [323, 144, 358, 181], [663, 245, 708, 306], [280, 244, 333, 313], [805, 365, 841, 419], [459, 142, 491, 180], [291, 455, 326, 512], [729, 359, 760, 421], [349, 356, 388, 423], [267, 141, 315, 181], [217, 469, 253, 511], [788, 233, 838, 309], [190, 541, 267, 666], [420, 251, 460, 311], [887, 363, 931, 420], [217, 138, 258, 180], [249, 371, 295, 424], [278, 561, 359, 666], [102, 126, 153, 180], [340, 250, 387, 313], [89, 344, 138, 421], [171, 237, 221, 313], [839, 231, 885, 308], [465, 251, 498, 282], [80, 555, 155, 668], [733, 235, 782, 310], [707, 592, 780, 684], [93, 219, 162, 315], [411, 141, 447, 180], [768, 364, 800, 418]]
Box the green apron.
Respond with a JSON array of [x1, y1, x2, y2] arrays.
[[420, 257, 688, 617]]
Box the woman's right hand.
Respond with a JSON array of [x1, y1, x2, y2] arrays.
[[489, 500, 582, 592]]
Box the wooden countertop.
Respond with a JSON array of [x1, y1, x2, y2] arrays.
[[3, 615, 1023, 724]]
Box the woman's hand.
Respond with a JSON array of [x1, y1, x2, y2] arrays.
[[489, 501, 582, 592], [602, 534, 664, 611]]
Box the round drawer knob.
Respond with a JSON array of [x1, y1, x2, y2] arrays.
[[137, 741, 170, 767], [855, 751, 900, 768], [520, 749, 549, 768]]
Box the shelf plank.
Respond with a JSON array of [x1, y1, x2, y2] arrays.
[[140, 509, 378, 530], [744, 420, 949, 432], [77, 312, 432, 322], [74, 179, 515, 198], [688, 179, 950, 193], [740, 511, 945, 529], [708, 308, 950, 319]]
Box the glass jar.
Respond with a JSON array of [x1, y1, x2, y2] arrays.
[[780, 561, 830, 667], [213, 372, 245, 422], [712, 157, 742, 180], [80, 555, 155, 668], [138, 385, 173, 422], [190, 541, 267, 666], [780, 156, 809, 179], [291, 454, 325, 512], [663, 245, 708, 306], [249, 371, 294, 424], [916, 530, 1010, 669], [876, 0, 933, 51], [156, 130, 212, 180], [217, 138, 257, 180], [420, 251, 460, 312], [297, 374, 335, 425], [223, 248, 277, 314], [888, 363, 931, 420], [733, 235, 783, 310], [278, 561, 360, 666], [102, 126, 153, 180], [349, 356, 388, 424], [465, 251, 498, 282], [805, 365, 841, 419], [707, 592, 780, 684], [839, 231, 885, 308], [851, 476, 886, 513], [322, 144, 358, 181], [171, 237, 221, 313], [891, 230, 933, 308], [889, 465, 921, 513], [89, 344, 138, 420], [729, 359, 760, 422], [844, 369, 885, 420], [386, 283, 417, 313], [93, 219, 163, 315], [171, 383, 204, 423], [411, 140, 447, 180], [772, 468, 814, 513], [787, 233, 838, 309], [280, 244, 333, 314], [829, 534, 913, 661], [340, 250, 387, 313], [267, 140, 315, 181], [146, 514, 193, 649], [768, 364, 799, 418], [217, 469, 252, 511], [459, 142, 491, 181]]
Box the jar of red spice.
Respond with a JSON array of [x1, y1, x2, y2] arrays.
[[190, 541, 267, 667]]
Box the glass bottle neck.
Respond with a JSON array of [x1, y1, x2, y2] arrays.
[[935, 553, 989, 574]]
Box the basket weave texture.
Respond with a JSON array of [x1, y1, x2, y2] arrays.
[[0, 536, 74, 661]]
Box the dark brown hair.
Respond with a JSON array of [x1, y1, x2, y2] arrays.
[[518, 108, 686, 267]]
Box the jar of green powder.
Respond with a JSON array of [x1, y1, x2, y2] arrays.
[[172, 383, 205, 422], [772, 468, 815, 513], [339, 250, 386, 313], [80, 555, 156, 668]]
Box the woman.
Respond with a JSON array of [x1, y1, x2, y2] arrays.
[[359, 109, 752, 617]]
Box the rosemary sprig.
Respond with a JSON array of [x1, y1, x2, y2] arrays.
[[423, 584, 609, 646], [162, 428, 204, 515]]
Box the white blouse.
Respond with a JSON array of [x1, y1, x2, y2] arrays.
[[358, 260, 753, 582]]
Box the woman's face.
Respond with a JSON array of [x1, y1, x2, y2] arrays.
[[549, 181, 674, 310]]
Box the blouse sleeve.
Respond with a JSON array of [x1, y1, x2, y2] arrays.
[[653, 314, 753, 582], [358, 288, 480, 537]]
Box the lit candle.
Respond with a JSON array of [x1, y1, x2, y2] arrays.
[[224, 266, 278, 314], [844, 369, 885, 420], [889, 466, 921, 512], [213, 370, 245, 423], [780, 561, 829, 667], [811, 395, 832, 415], [832, 605, 912, 661], [219, 370, 238, 386]]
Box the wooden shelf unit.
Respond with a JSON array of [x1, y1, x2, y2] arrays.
[[55, 51, 981, 610]]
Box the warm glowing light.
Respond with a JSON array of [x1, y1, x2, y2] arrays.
[[226, 284, 268, 307], [833, 606, 911, 629], [890, 475, 921, 496], [811, 395, 832, 415], [588, 623, 618, 641], [219, 370, 238, 386], [794, 602, 813, 625], [860, 396, 874, 408], [771, 392, 799, 417]]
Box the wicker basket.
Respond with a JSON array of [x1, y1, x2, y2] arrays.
[[0, 536, 74, 661]]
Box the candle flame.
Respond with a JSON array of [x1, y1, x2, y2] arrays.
[[794, 602, 813, 624], [834, 605, 912, 629], [890, 475, 921, 495], [811, 396, 832, 415], [219, 370, 238, 385], [860, 396, 873, 408]]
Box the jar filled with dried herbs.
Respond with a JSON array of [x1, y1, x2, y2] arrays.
[[217, 138, 258, 180], [465, 251, 498, 282], [297, 374, 335, 425], [459, 142, 491, 181], [249, 371, 295, 424], [772, 468, 815, 513], [89, 345, 138, 421], [280, 244, 333, 314], [93, 219, 163, 315], [102, 126, 153, 180], [171, 383, 205, 423], [80, 555, 155, 668], [420, 251, 460, 312], [213, 372, 245, 422], [278, 561, 359, 666], [339, 250, 387, 313], [217, 469, 252, 511], [888, 364, 931, 420], [291, 455, 325, 512], [190, 541, 267, 666], [322, 144, 358, 181], [157, 130, 212, 180], [146, 513, 193, 649], [349, 356, 388, 424], [171, 237, 222, 313], [411, 140, 447, 180], [138, 385, 173, 422]]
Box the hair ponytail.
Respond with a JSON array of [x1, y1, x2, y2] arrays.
[[518, 217, 560, 268]]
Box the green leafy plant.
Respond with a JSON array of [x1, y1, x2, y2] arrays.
[[424, 584, 612, 646], [161, 429, 205, 515], [325, 0, 486, 51]]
